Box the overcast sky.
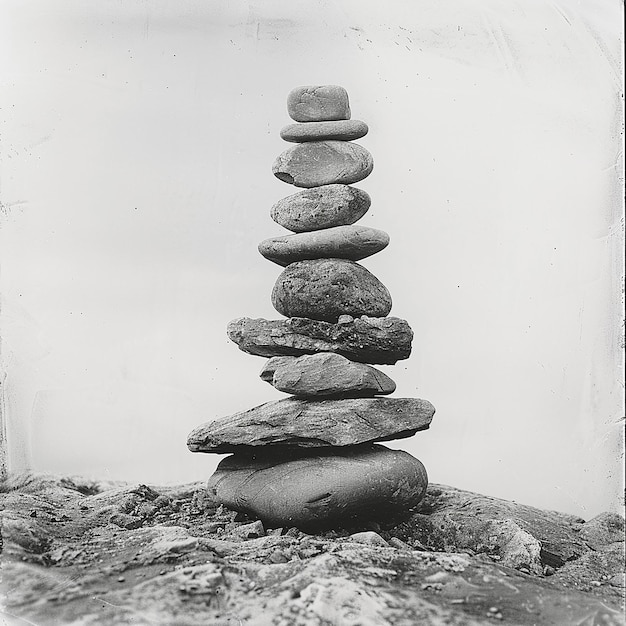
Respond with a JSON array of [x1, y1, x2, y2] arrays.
[[0, 0, 623, 518]]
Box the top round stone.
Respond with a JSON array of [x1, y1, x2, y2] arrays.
[[287, 85, 351, 122]]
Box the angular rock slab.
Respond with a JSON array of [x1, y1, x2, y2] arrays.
[[272, 258, 392, 323], [405, 484, 593, 571], [187, 397, 435, 453], [206, 445, 429, 531], [258, 225, 389, 266], [260, 352, 396, 398], [287, 85, 351, 122], [272, 141, 373, 188], [227, 316, 413, 365], [280, 119, 368, 143], [271, 184, 371, 233]]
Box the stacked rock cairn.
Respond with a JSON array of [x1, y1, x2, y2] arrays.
[[188, 85, 436, 532]]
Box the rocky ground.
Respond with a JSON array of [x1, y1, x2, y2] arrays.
[[1, 474, 624, 625]]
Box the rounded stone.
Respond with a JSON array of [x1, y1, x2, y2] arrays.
[[260, 353, 396, 398], [280, 120, 368, 143], [271, 185, 371, 233], [271, 259, 392, 322], [258, 225, 389, 266], [272, 141, 373, 188], [287, 85, 351, 122], [206, 445, 429, 531]]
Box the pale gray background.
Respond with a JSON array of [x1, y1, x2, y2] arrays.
[[1, 0, 623, 518]]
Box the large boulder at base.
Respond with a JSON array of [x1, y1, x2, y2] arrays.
[[226, 316, 413, 364], [287, 85, 351, 122], [258, 225, 389, 266], [272, 141, 373, 188], [206, 445, 429, 531], [272, 259, 392, 322], [271, 185, 371, 233], [260, 353, 396, 397], [187, 397, 435, 453], [280, 119, 368, 143]]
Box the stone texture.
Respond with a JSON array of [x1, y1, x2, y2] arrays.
[[271, 184, 371, 233], [260, 352, 396, 397], [272, 141, 373, 188], [349, 531, 390, 547], [578, 512, 626, 550], [206, 445, 428, 530], [552, 542, 626, 592], [226, 316, 413, 364], [390, 484, 591, 571], [227, 520, 265, 540], [280, 119, 368, 142], [287, 85, 351, 122], [3, 475, 624, 626], [186, 397, 435, 453], [258, 225, 389, 266], [272, 259, 392, 322]]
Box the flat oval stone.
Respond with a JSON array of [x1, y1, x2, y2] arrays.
[[287, 85, 351, 122], [272, 141, 373, 188], [260, 353, 396, 398], [206, 445, 429, 531], [187, 397, 434, 453], [271, 185, 371, 233], [226, 316, 413, 365], [280, 120, 368, 143], [258, 225, 389, 266], [272, 259, 392, 322]]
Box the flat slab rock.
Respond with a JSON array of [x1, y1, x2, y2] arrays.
[[207, 445, 429, 531], [287, 85, 351, 122], [259, 224, 389, 266], [226, 315, 413, 364], [260, 352, 396, 398], [271, 184, 371, 233], [272, 141, 373, 188], [272, 258, 392, 322], [186, 396, 435, 453], [280, 119, 368, 142], [390, 484, 616, 576], [2, 475, 623, 626]]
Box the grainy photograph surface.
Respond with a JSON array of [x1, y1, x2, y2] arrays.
[[0, 1, 624, 624]]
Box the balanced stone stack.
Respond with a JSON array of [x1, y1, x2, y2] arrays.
[[187, 85, 436, 532]]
